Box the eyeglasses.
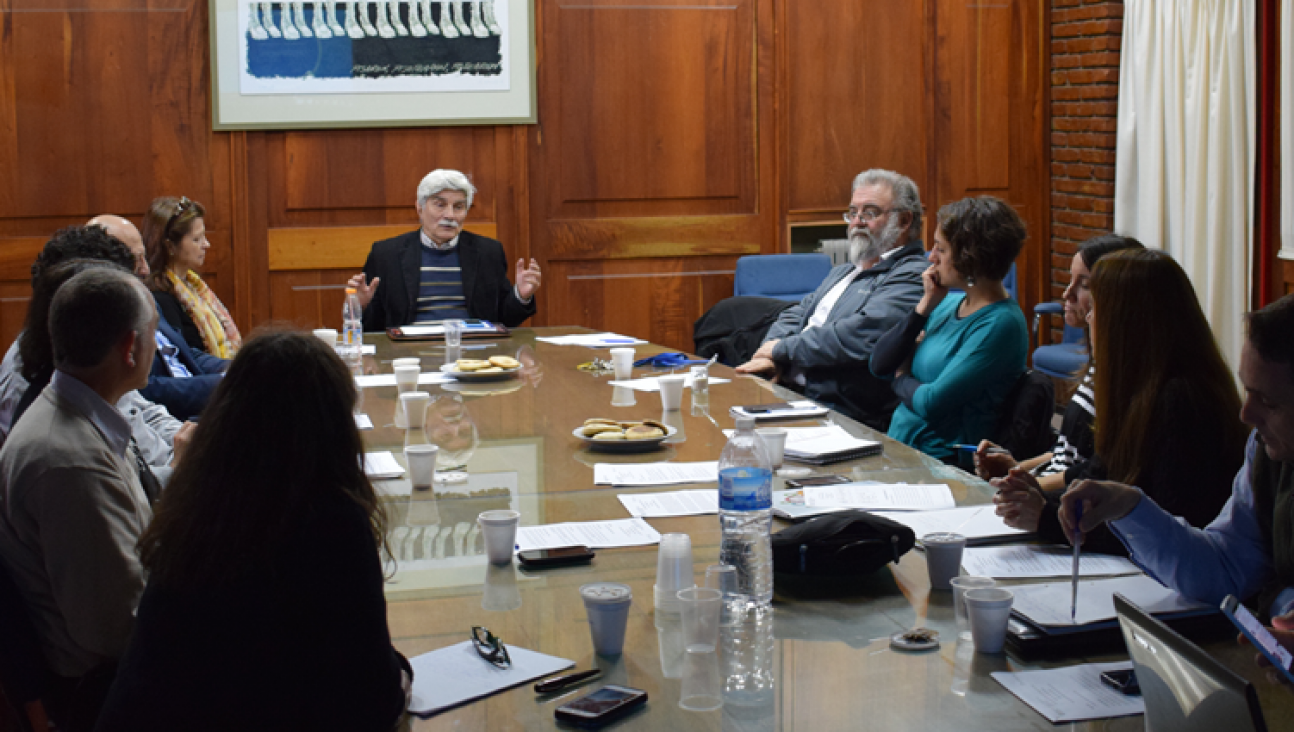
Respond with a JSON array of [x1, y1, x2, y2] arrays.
[[843, 207, 894, 224], [471, 626, 511, 668]]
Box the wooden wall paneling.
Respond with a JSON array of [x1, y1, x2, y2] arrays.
[[931, 0, 1047, 316], [781, 0, 930, 223], [268, 269, 356, 332], [546, 256, 740, 352]]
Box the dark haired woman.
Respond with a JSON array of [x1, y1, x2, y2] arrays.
[[142, 196, 242, 358], [976, 234, 1145, 491], [870, 196, 1029, 461], [95, 331, 410, 731], [992, 249, 1247, 555]]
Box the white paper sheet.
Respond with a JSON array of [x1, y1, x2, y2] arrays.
[[992, 662, 1143, 723], [607, 375, 730, 392], [354, 413, 373, 430], [871, 506, 1030, 545], [593, 461, 718, 487], [393, 321, 502, 337], [961, 545, 1142, 579], [802, 483, 955, 511], [534, 332, 647, 347], [618, 489, 719, 517], [355, 372, 454, 388], [335, 344, 376, 355], [407, 641, 574, 717], [1010, 574, 1211, 628], [514, 518, 662, 551], [363, 451, 404, 479]]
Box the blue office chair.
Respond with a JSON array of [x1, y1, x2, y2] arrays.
[[734, 254, 833, 302], [1003, 262, 1018, 303], [1032, 302, 1086, 379]]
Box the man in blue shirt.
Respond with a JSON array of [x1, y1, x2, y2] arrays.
[[1059, 294, 1294, 627]]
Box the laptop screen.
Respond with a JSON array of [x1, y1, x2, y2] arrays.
[[1114, 593, 1266, 732]]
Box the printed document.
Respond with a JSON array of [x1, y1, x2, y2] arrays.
[[802, 483, 955, 511], [515, 518, 662, 551], [961, 545, 1141, 579], [535, 332, 647, 347], [408, 641, 574, 716], [593, 461, 719, 486], [1011, 574, 1211, 628], [618, 489, 718, 517], [608, 375, 730, 392], [363, 451, 404, 479], [992, 662, 1143, 723], [355, 372, 453, 388], [871, 505, 1030, 545]]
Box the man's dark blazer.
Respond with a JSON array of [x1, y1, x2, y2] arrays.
[[138, 314, 227, 421], [359, 230, 536, 331]]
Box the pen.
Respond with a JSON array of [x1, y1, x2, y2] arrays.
[[952, 444, 1010, 455], [534, 668, 602, 694], [601, 339, 635, 344], [1071, 501, 1083, 622]]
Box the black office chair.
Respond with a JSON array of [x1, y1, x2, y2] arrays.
[[0, 557, 51, 731]]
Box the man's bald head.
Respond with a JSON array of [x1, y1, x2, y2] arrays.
[[87, 214, 148, 278]]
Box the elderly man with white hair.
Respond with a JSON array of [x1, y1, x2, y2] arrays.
[[734, 169, 929, 431], [348, 168, 540, 330]]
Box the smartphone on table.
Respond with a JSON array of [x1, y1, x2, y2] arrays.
[[1099, 668, 1140, 695], [784, 474, 851, 489], [555, 685, 647, 727], [1221, 595, 1294, 684], [517, 545, 595, 569]]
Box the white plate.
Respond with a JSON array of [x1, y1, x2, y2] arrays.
[[439, 363, 522, 382], [572, 424, 678, 453]]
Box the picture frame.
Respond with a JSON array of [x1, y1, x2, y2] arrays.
[[209, 0, 536, 130]]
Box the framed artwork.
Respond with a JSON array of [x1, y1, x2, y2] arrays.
[[209, 0, 536, 130]]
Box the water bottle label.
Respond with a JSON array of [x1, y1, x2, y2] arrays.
[[719, 467, 772, 511]]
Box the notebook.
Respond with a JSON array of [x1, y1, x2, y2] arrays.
[[780, 424, 882, 465], [729, 400, 830, 422]]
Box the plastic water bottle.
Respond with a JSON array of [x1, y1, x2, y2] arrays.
[[342, 287, 363, 368], [718, 416, 773, 609]]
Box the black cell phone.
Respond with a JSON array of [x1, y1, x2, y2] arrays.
[[1099, 669, 1140, 695], [784, 474, 851, 489], [1221, 594, 1294, 684], [517, 545, 595, 568], [555, 685, 647, 727], [740, 403, 797, 414]]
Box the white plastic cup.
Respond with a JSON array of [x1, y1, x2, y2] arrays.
[[965, 587, 1014, 654], [392, 357, 420, 370], [581, 582, 633, 656], [654, 533, 695, 611], [443, 320, 463, 348], [405, 443, 439, 491], [399, 391, 430, 430], [950, 576, 997, 640], [313, 328, 338, 346], [477, 510, 520, 565], [678, 587, 723, 653], [394, 365, 420, 393], [658, 375, 685, 411], [756, 428, 788, 468], [609, 347, 635, 380], [922, 532, 967, 590]]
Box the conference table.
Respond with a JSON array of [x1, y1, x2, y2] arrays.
[[357, 327, 1293, 731]]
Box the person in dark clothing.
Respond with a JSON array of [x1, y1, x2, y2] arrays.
[[94, 331, 410, 732], [992, 249, 1248, 556]]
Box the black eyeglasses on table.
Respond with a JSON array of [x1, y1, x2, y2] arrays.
[[471, 626, 511, 668]]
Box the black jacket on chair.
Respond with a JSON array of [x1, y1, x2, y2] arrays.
[[359, 230, 536, 331]]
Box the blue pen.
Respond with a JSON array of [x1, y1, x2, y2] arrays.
[[952, 443, 1009, 455], [601, 339, 635, 344]]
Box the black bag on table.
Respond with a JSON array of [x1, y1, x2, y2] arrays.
[[771, 510, 915, 581]]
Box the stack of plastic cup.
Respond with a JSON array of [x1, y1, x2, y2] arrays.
[[654, 533, 695, 612], [949, 576, 996, 640]]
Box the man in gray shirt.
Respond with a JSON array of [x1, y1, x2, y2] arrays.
[[0, 268, 159, 730], [736, 169, 928, 430]]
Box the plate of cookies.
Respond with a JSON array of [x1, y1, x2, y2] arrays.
[[440, 356, 522, 382], [573, 418, 678, 453]]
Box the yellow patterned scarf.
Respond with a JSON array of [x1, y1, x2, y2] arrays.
[[165, 269, 242, 358]]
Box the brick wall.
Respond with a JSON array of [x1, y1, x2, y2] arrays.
[[1047, 1, 1123, 341]]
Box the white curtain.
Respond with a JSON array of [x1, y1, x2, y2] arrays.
[[1283, 0, 1294, 261], [1114, 0, 1256, 371]]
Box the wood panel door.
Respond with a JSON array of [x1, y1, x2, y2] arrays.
[[528, 0, 777, 351], [930, 0, 1049, 319]]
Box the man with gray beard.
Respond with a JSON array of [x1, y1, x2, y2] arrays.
[[736, 169, 928, 430]]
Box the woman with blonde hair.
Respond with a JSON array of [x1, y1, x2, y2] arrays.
[[143, 196, 242, 357]]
